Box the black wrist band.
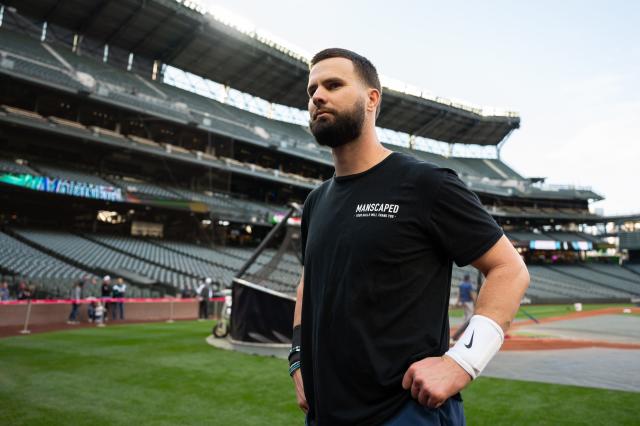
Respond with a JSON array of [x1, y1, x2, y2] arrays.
[[291, 324, 301, 348], [288, 347, 301, 364], [289, 324, 302, 368], [289, 360, 301, 376]]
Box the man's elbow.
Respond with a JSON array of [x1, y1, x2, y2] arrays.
[[497, 256, 529, 301], [515, 258, 530, 295]]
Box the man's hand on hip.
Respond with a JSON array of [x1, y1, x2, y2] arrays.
[[292, 369, 309, 414], [401, 355, 471, 408]]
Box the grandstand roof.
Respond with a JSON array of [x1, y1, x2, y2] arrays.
[[600, 213, 640, 224], [6, 0, 520, 146]]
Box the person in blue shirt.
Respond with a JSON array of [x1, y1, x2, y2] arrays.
[[0, 281, 10, 301], [452, 274, 477, 341]]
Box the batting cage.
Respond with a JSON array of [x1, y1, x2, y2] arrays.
[[228, 204, 302, 344]]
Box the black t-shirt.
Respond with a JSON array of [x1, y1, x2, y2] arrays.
[[101, 284, 111, 297], [300, 152, 503, 425]]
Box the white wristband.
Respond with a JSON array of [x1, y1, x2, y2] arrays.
[[445, 314, 504, 379]]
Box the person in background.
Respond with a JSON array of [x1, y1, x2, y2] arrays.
[[17, 281, 32, 300], [111, 277, 127, 320], [67, 280, 83, 324], [196, 277, 213, 320], [458, 274, 476, 324], [85, 275, 98, 294], [101, 275, 111, 321], [94, 300, 106, 327], [451, 274, 477, 342], [87, 298, 97, 323], [0, 281, 10, 301], [83, 275, 97, 322]]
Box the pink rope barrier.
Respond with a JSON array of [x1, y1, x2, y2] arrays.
[[0, 297, 225, 306]]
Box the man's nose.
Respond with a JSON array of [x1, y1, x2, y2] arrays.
[[311, 88, 327, 107]]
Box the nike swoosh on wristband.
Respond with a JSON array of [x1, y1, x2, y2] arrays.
[[464, 330, 475, 349]]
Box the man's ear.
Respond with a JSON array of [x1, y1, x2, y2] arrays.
[[367, 88, 381, 114]]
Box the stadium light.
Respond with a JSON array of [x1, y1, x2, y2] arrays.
[[97, 210, 125, 224], [174, 0, 207, 14], [202, 2, 257, 35], [194, 1, 311, 62], [255, 29, 311, 63], [379, 77, 517, 118]]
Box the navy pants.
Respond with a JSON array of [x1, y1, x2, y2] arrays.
[[305, 398, 465, 425], [383, 398, 465, 425], [112, 302, 124, 320], [68, 303, 79, 321]]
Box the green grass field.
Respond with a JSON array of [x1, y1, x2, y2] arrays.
[[0, 321, 637, 425], [448, 303, 634, 320]]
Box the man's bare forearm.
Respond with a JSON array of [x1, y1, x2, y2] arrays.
[[293, 269, 304, 328], [471, 236, 530, 332], [475, 260, 529, 331]]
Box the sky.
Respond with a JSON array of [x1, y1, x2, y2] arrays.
[[199, 0, 639, 215]]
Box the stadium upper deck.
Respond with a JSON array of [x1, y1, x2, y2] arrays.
[[0, 21, 603, 211], [0, 3, 635, 304], [2, 0, 520, 146]]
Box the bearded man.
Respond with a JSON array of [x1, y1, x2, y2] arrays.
[[288, 48, 529, 425]]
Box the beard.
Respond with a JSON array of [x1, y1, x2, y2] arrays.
[[309, 99, 365, 148]]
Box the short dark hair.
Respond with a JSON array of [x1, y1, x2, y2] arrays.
[[310, 48, 382, 118]]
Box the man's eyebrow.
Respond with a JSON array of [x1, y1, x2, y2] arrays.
[[323, 77, 345, 85]]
